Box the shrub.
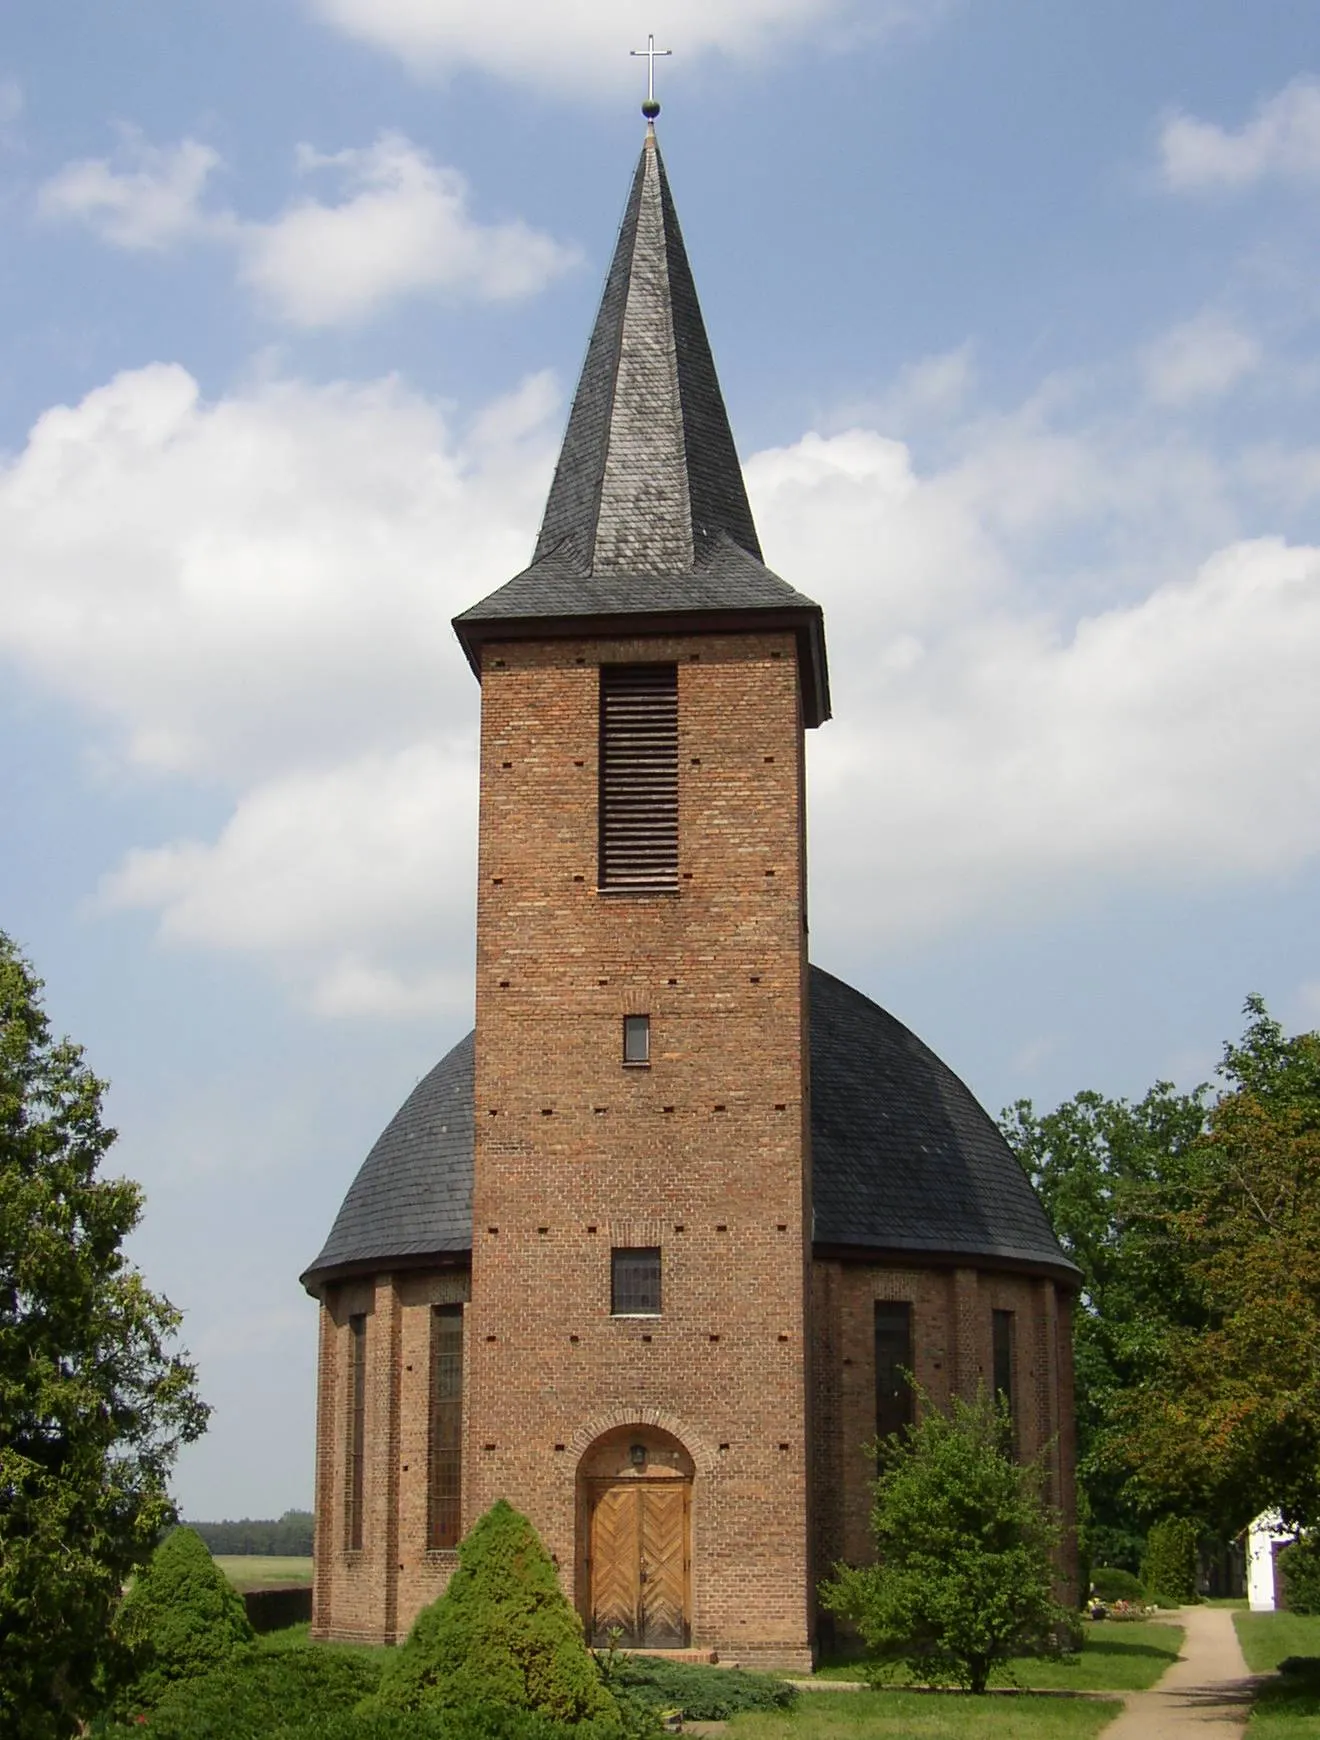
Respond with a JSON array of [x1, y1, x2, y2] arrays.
[[1278, 1538, 1320, 1614], [601, 1655, 795, 1720], [819, 1386, 1069, 1694], [1090, 1567, 1146, 1604], [274, 1707, 627, 1740], [115, 1526, 255, 1708], [1140, 1518, 1199, 1604], [94, 1645, 382, 1739], [376, 1500, 617, 1724]]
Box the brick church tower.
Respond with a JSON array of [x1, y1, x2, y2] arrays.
[[448, 123, 829, 1667], [302, 116, 1078, 1668]]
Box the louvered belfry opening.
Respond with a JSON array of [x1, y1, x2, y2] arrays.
[[599, 663, 679, 890]]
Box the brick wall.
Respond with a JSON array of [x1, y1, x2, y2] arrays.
[[466, 629, 814, 1667], [312, 1268, 470, 1643], [809, 1259, 1078, 1601]]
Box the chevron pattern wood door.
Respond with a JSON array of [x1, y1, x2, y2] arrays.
[[587, 1481, 690, 1647], [589, 1484, 641, 1643], [638, 1483, 688, 1647]]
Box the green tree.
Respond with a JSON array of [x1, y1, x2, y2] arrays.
[[0, 930, 209, 1739], [377, 1499, 617, 1723], [1276, 1536, 1320, 1615], [820, 1388, 1068, 1694], [1000, 1080, 1209, 1569], [1108, 998, 1320, 1529], [115, 1525, 254, 1709], [1140, 1517, 1198, 1603]]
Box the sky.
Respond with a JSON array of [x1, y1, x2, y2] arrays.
[[2, 0, 1320, 1520]]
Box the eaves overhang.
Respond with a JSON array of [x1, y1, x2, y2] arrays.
[[452, 601, 831, 729]]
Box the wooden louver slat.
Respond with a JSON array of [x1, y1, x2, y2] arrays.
[[599, 664, 679, 890]]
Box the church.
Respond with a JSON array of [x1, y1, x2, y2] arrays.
[[301, 106, 1079, 1669]]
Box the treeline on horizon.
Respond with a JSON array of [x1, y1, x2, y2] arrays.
[[183, 1509, 313, 1556]]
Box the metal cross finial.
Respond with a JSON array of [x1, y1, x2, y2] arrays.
[[631, 33, 671, 120]]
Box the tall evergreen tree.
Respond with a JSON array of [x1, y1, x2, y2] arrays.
[[0, 931, 209, 1738]]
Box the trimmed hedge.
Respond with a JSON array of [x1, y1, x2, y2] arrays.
[[1089, 1567, 1146, 1605], [93, 1646, 382, 1739], [1141, 1519, 1199, 1604], [94, 1651, 634, 1740], [603, 1656, 796, 1720], [1278, 1538, 1320, 1614], [274, 1709, 628, 1740]]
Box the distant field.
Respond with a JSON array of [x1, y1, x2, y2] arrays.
[[213, 1555, 313, 1591]]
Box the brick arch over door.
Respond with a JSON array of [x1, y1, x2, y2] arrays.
[[567, 1406, 718, 1478]]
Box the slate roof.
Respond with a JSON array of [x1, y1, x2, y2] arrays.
[[807, 967, 1075, 1274], [303, 1032, 474, 1284], [452, 131, 830, 728], [301, 970, 1077, 1292]]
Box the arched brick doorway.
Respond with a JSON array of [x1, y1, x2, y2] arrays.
[[577, 1425, 695, 1648]]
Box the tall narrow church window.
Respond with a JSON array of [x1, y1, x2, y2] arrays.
[[623, 1014, 651, 1065], [599, 664, 679, 890], [428, 1304, 463, 1551], [992, 1308, 1016, 1444], [874, 1301, 914, 1445], [612, 1247, 662, 1315], [345, 1313, 366, 1550]]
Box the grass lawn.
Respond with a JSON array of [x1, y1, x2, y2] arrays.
[[1234, 1613, 1320, 1736], [730, 1690, 1119, 1740], [809, 1622, 1183, 1693], [1236, 1612, 1320, 1674], [213, 1554, 313, 1590], [255, 1621, 391, 1660], [1247, 1681, 1320, 1738]]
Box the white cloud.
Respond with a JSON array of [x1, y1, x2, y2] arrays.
[[101, 744, 477, 1016], [0, 362, 556, 782], [5, 355, 1320, 1012], [306, 0, 925, 89], [38, 131, 226, 249], [38, 130, 576, 323], [748, 427, 1320, 947], [240, 134, 578, 326], [1142, 312, 1261, 405], [1159, 76, 1320, 192]]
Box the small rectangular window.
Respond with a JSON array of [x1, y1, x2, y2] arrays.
[[599, 664, 678, 890], [875, 1301, 914, 1445], [612, 1247, 661, 1315], [993, 1308, 1016, 1444], [623, 1014, 650, 1065], [428, 1304, 463, 1551], [345, 1313, 366, 1551]]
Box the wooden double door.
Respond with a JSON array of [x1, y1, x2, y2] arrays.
[[586, 1478, 691, 1648]]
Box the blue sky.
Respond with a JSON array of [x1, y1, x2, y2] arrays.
[[3, 0, 1320, 1519]]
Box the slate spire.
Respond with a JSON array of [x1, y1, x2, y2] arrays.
[[454, 128, 830, 727], [533, 129, 763, 576]]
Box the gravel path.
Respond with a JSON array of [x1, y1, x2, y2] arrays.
[[1100, 1607, 1257, 1738]]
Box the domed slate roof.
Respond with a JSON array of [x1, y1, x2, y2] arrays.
[[302, 969, 1076, 1291]]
